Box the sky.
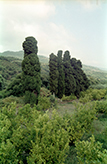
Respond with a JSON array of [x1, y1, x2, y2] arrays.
[[0, 0, 107, 69]]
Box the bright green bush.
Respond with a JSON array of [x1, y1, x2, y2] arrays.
[[27, 110, 69, 164], [95, 100, 107, 113], [0, 103, 69, 163], [79, 93, 92, 103], [75, 135, 107, 164], [37, 95, 51, 110], [62, 94, 77, 101], [79, 88, 107, 103], [63, 102, 97, 144], [0, 139, 19, 164]]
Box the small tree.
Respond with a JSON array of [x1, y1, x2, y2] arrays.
[[57, 50, 65, 98], [49, 53, 59, 96], [22, 36, 41, 105]]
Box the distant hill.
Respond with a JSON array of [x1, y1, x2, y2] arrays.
[[83, 65, 107, 84], [0, 51, 49, 64], [0, 55, 49, 86], [0, 51, 107, 86]]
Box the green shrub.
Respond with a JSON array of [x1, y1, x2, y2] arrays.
[[79, 93, 92, 103], [79, 88, 107, 103], [40, 87, 51, 97], [24, 91, 38, 106], [63, 102, 97, 144], [27, 110, 69, 164], [62, 95, 71, 101], [62, 94, 77, 101], [69, 94, 77, 100], [50, 95, 55, 103], [0, 103, 69, 163], [2, 96, 24, 107], [37, 96, 51, 110], [95, 100, 107, 113], [75, 135, 107, 164]]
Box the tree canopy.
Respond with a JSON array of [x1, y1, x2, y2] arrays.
[[22, 36, 41, 105]]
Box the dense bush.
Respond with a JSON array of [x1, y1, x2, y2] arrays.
[[63, 102, 97, 145], [61, 94, 77, 101], [37, 95, 51, 110], [40, 87, 51, 97], [75, 135, 107, 164], [0, 103, 69, 163], [95, 100, 107, 113], [79, 88, 107, 103]]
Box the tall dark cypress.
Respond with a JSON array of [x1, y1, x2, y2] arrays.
[[49, 53, 58, 95], [57, 50, 65, 98], [63, 51, 76, 96], [70, 58, 90, 97], [22, 36, 41, 105]]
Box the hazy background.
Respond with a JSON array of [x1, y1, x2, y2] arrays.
[[0, 0, 107, 69]]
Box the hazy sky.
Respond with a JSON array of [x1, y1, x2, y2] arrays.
[[0, 0, 107, 69]]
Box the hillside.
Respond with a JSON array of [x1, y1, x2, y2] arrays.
[[83, 65, 107, 84], [0, 51, 49, 64], [0, 51, 107, 86], [0, 56, 49, 87]]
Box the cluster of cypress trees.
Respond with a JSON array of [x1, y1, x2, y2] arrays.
[[49, 50, 89, 98]]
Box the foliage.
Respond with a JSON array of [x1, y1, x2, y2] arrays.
[[4, 73, 24, 97], [57, 50, 65, 98], [83, 65, 107, 85], [95, 100, 107, 113], [63, 102, 97, 144], [0, 103, 69, 163], [63, 51, 76, 96], [64, 146, 78, 164], [61, 94, 77, 101], [49, 53, 59, 95], [71, 58, 90, 96], [41, 64, 49, 88], [1, 95, 24, 107], [0, 56, 22, 86], [75, 135, 107, 164], [79, 88, 107, 103], [22, 36, 41, 105], [27, 110, 69, 164], [40, 87, 51, 97], [24, 91, 38, 106], [0, 74, 5, 91], [37, 95, 51, 110]]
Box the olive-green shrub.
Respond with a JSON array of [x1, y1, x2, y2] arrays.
[[75, 135, 107, 164], [0, 103, 69, 164], [63, 102, 97, 144]]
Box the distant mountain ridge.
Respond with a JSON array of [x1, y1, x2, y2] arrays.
[[0, 51, 49, 64]]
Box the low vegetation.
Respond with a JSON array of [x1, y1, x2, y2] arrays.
[[0, 36, 107, 163]]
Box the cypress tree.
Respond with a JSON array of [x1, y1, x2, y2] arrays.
[[49, 53, 58, 95], [22, 36, 41, 105], [63, 51, 76, 96], [57, 50, 65, 98], [71, 58, 90, 96]]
